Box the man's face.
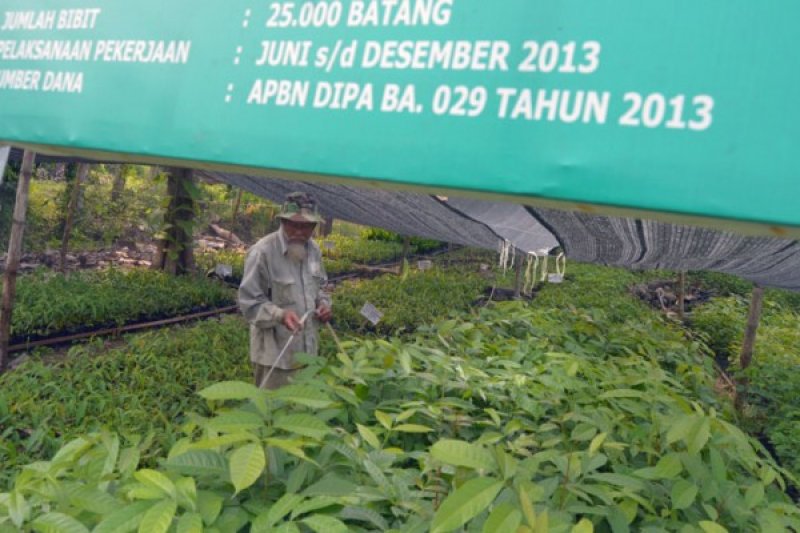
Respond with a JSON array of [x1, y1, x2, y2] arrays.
[[282, 219, 317, 243]]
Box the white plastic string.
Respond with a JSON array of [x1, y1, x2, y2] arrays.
[[523, 252, 539, 295], [556, 253, 567, 277], [540, 253, 550, 282], [499, 240, 514, 275]]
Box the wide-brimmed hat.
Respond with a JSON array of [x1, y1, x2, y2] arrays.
[[277, 192, 323, 224]]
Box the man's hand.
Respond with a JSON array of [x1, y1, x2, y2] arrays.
[[282, 310, 303, 332], [315, 304, 332, 323]]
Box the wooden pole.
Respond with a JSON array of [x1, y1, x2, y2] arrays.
[[60, 163, 90, 273], [0, 146, 9, 186], [514, 252, 524, 299], [740, 286, 765, 370], [321, 215, 334, 237], [231, 188, 243, 226], [401, 235, 411, 274], [677, 271, 686, 320], [0, 150, 35, 372]]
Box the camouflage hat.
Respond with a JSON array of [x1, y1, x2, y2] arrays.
[[277, 192, 323, 224]]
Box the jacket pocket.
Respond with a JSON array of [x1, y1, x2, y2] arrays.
[[309, 264, 326, 295], [271, 278, 295, 305]]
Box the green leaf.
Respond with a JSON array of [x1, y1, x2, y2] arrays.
[[533, 510, 549, 533], [518, 484, 537, 526], [252, 493, 304, 531], [175, 512, 203, 533], [166, 451, 229, 477], [482, 503, 522, 533], [272, 385, 334, 408], [431, 477, 504, 533], [273, 524, 301, 533], [93, 501, 156, 533], [598, 389, 645, 399], [430, 440, 498, 472], [134, 469, 177, 499], [588, 473, 646, 492], [51, 437, 93, 465], [744, 483, 765, 509], [666, 415, 696, 445], [339, 506, 389, 530], [394, 424, 434, 433], [670, 480, 698, 510], [197, 491, 223, 526], [138, 499, 177, 533], [206, 411, 264, 433], [187, 433, 254, 451], [589, 433, 607, 455], [357, 424, 381, 449], [687, 417, 711, 455], [375, 410, 394, 430], [302, 514, 349, 533], [175, 477, 197, 512], [32, 512, 90, 533], [68, 486, 120, 515], [274, 414, 331, 440], [303, 475, 358, 497], [127, 485, 165, 501], [699, 521, 729, 533], [266, 438, 316, 464], [229, 443, 266, 494], [634, 453, 683, 480], [290, 496, 339, 519], [572, 518, 594, 533], [198, 381, 261, 401]]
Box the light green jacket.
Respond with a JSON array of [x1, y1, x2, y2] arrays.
[[238, 230, 330, 369]]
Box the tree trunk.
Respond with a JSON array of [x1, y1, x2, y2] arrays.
[[0, 146, 9, 186], [0, 150, 35, 373], [111, 164, 128, 203], [60, 164, 89, 273], [153, 168, 196, 275]]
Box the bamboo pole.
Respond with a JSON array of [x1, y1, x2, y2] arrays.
[[0, 150, 35, 372], [60, 163, 90, 273]]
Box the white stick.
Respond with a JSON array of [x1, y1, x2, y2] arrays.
[[263, 310, 314, 385]]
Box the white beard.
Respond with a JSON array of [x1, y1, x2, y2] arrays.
[[287, 242, 308, 263]]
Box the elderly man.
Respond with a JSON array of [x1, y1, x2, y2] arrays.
[[238, 192, 332, 389]]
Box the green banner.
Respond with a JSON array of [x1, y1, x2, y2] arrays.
[[1, 1, 798, 236]]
